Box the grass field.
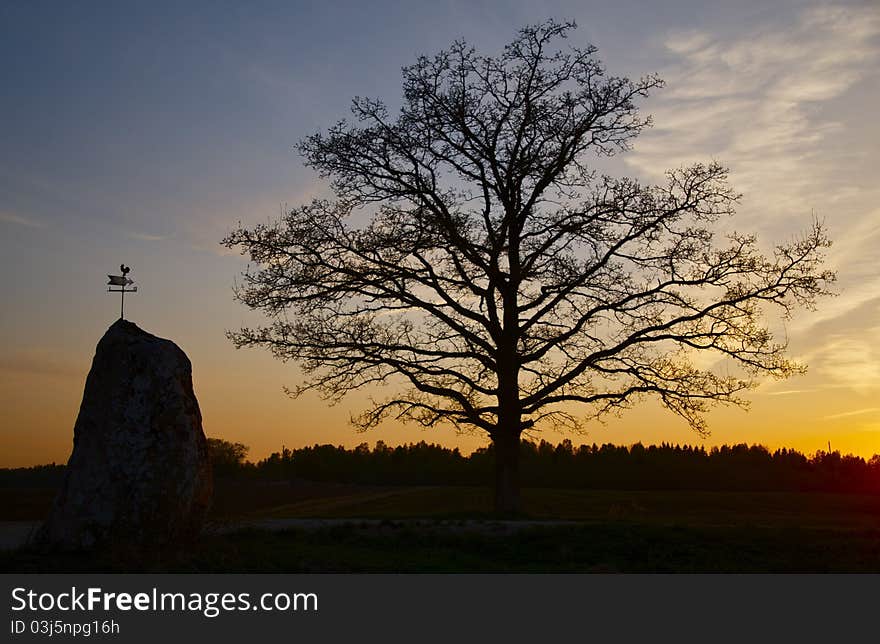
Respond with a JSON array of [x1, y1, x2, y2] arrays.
[[3, 483, 880, 572], [233, 484, 880, 529]]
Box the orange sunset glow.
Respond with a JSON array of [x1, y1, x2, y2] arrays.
[[2, 1, 879, 468]]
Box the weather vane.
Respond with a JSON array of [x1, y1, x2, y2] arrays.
[[107, 264, 138, 319]]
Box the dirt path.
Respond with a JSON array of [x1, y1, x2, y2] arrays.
[[0, 517, 581, 551], [207, 517, 579, 536]]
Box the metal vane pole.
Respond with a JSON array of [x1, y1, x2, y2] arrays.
[[107, 264, 138, 320]]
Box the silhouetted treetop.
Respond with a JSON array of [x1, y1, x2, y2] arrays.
[[207, 438, 250, 476], [300, 19, 661, 207]]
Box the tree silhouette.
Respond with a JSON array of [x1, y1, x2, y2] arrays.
[[207, 438, 250, 476], [224, 20, 834, 513]]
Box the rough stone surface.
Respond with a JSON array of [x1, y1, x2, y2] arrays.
[[37, 319, 212, 549]]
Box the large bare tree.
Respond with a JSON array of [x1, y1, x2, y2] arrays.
[[224, 20, 834, 513]]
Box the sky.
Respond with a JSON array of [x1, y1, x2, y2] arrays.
[[1, 0, 879, 467]]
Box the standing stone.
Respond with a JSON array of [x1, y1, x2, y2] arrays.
[[37, 319, 212, 549]]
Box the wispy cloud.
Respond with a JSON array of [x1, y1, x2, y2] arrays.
[[626, 4, 880, 400], [824, 407, 880, 421], [809, 331, 880, 394], [0, 211, 46, 228], [630, 5, 880, 211], [0, 348, 82, 378], [127, 232, 169, 241]]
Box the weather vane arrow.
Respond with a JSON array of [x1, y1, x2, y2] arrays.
[[107, 264, 137, 319]]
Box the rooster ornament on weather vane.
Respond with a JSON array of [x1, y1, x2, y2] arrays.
[[107, 264, 137, 319]]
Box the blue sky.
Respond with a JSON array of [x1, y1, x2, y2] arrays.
[[2, 0, 879, 465]]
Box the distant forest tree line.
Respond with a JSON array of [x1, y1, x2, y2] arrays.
[[5, 439, 878, 494]]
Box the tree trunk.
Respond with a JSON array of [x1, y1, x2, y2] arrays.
[[493, 431, 521, 515]]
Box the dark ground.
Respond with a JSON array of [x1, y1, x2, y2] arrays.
[[3, 480, 880, 572]]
